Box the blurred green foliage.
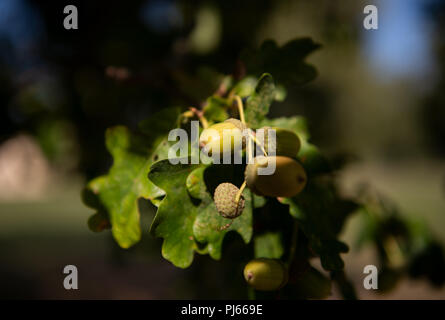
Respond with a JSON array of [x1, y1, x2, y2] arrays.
[[1, 0, 445, 299]]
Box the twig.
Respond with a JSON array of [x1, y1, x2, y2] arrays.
[[189, 107, 209, 129], [235, 181, 247, 204], [234, 95, 246, 125], [217, 220, 234, 231], [249, 132, 268, 157]]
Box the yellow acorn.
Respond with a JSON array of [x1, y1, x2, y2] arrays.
[[258, 127, 300, 158], [243, 258, 288, 291], [199, 118, 246, 156], [245, 156, 307, 198]]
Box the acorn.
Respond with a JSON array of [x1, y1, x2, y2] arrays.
[[245, 156, 307, 198], [243, 258, 288, 291], [224, 118, 247, 131], [199, 118, 247, 156], [214, 182, 245, 219], [257, 126, 300, 158]]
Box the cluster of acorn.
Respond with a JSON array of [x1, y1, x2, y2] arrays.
[[199, 116, 307, 291]]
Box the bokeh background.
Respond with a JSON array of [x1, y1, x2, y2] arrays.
[[0, 0, 444, 299]]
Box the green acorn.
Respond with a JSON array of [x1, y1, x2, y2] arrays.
[[199, 118, 247, 156], [258, 127, 301, 158], [214, 182, 245, 219], [245, 156, 307, 198], [224, 118, 247, 131], [243, 258, 289, 291]]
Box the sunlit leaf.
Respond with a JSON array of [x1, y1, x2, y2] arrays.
[[83, 108, 181, 248], [148, 160, 253, 268]]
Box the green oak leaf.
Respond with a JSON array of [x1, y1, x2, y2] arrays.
[[245, 73, 276, 128], [148, 160, 253, 268], [260, 114, 357, 270], [260, 116, 330, 175], [252, 193, 267, 209], [186, 166, 208, 200], [281, 181, 357, 271], [83, 108, 181, 248], [82, 186, 110, 232], [233, 76, 286, 101], [203, 96, 230, 124], [192, 165, 253, 259], [198, 164, 254, 258], [254, 232, 284, 259], [84, 127, 163, 248], [87, 211, 111, 232], [232, 76, 258, 98], [259, 116, 309, 142], [242, 38, 320, 87], [148, 161, 203, 268]]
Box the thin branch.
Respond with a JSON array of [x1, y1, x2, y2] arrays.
[[234, 95, 246, 125], [189, 107, 209, 129], [235, 181, 247, 204], [249, 132, 268, 157]]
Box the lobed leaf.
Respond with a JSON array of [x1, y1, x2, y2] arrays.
[[281, 181, 358, 271], [83, 108, 181, 248], [203, 96, 230, 124], [254, 232, 284, 259], [245, 73, 276, 128], [148, 160, 253, 268], [242, 38, 320, 87]]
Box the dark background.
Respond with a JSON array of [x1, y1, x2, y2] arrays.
[[0, 0, 444, 299]]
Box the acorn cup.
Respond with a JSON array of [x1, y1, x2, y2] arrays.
[[199, 118, 247, 156], [243, 258, 289, 291], [257, 126, 301, 158], [245, 156, 307, 198], [214, 182, 245, 219]]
